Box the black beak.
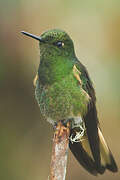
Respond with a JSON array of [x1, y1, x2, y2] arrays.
[[21, 31, 44, 42]]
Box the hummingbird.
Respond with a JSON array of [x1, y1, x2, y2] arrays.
[[21, 29, 118, 175]]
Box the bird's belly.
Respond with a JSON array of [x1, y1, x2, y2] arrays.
[[35, 75, 89, 122]]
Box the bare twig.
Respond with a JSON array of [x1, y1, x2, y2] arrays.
[[49, 122, 70, 180]]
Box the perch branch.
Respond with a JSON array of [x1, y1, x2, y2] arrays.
[[49, 122, 70, 180]]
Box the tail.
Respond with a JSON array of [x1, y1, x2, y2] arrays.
[[98, 128, 118, 172], [69, 128, 118, 175]]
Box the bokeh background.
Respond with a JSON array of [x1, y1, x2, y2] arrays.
[[0, 0, 120, 179]]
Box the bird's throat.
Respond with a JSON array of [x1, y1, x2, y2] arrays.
[[38, 56, 74, 85]]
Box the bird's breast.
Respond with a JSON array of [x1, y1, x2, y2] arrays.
[[35, 73, 90, 122]]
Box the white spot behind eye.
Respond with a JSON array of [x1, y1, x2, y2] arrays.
[[56, 41, 64, 48], [62, 42, 64, 47]]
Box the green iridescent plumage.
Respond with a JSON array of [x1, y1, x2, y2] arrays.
[[35, 71, 89, 121], [34, 29, 90, 122], [21, 29, 118, 175]]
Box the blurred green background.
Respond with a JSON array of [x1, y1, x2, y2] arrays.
[[0, 0, 120, 179]]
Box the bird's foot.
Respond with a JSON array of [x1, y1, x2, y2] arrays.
[[61, 118, 74, 127], [54, 121, 70, 138], [53, 118, 73, 130], [69, 123, 86, 143]]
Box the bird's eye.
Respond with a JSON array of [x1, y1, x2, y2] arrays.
[[56, 41, 64, 48]]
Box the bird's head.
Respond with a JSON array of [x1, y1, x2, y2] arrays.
[[21, 29, 75, 59]]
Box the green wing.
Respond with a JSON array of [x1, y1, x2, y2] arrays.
[[74, 59, 104, 173]]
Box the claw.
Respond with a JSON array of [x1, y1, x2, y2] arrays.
[[61, 118, 73, 127], [70, 123, 86, 143]]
